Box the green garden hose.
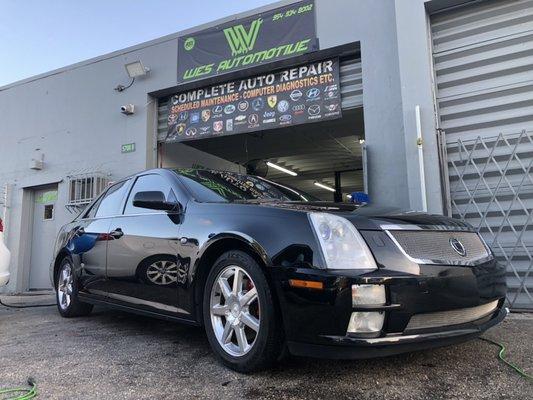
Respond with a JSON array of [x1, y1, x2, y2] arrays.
[[480, 337, 533, 381], [0, 378, 37, 400]]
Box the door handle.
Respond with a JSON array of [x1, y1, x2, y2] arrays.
[[109, 228, 124, 239]]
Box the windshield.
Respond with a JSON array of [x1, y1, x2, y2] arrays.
[[175, 169, 318, 202]]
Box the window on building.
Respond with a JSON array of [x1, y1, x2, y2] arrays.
[[44, 204, 54, 220]]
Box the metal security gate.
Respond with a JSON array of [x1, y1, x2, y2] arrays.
[[156, 56, 363, 142], [431, 0, 533, 310]]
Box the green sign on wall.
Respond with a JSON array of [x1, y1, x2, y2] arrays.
[[36, 191, 58, 204], [121, 143, 136, 153]]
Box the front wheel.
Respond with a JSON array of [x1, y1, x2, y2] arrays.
[[56, 258, 93, 317], [203, 251, 282, 372]]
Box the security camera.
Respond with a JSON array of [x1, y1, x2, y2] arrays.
[[120, 104, 135, 115]]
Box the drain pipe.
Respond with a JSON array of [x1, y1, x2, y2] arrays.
[[415, 105, 428, 212], [1, 183, 9, 240]]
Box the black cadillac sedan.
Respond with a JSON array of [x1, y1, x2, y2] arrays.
[[50, 168, 507, 372]]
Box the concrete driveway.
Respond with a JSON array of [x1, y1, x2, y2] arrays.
[[0, 296, 531, 400]]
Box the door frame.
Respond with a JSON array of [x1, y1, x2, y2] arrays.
[[16, 180, 62, 292]]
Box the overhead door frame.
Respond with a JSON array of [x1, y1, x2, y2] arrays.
[[430, 0, 533, 310]]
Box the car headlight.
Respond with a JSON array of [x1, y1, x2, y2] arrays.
[[308, 212, 377, 270]]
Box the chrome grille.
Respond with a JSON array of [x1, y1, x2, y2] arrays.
[[405, 300, 499, 331], [388, 230, 491, 265]]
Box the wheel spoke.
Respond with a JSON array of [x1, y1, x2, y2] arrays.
[[240, 311, 259, 332], [239, 287, 257, 307], [221, 321, 233, 344], [234, 325, 249, 353], [232, 268, 243, 295], [211, 304, 228, 316], [218, 278, 232, 300]]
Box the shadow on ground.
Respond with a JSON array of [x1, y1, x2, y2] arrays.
[[0, 304, 531, 399]]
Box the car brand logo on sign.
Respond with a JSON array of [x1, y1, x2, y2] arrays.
[[252, 98, 264, 111], [277, 100, 289, 113], [279, 114, 292, 123], [308, 104, 321, 116], [306, 88, 320, 100], [201, 109, 211, 122], [292, 104, 305, 114], [290, 89, 303, 101], [267, 95, 278, 108], [263, 110, 275, 118], [226, 119, 234, 131], [199, 126, 210, 135], [213, 120, 223, 132], [185, 127, 197, 136], [235, 115, 246, 123], [212, 105, 224, 114], [324, 103, 339, 112], [248, 114, 259, 125], [176, 123, 186, 135], [238, 101, 249, 112], [190, 112, 200, 124], [178, 111, 189, 121], [224, 104, 236, 114], [324, 85, 339, 99], [449, 238, 467, 257]]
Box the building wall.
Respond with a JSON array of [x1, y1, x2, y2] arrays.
[[0, 0, 445, 292]]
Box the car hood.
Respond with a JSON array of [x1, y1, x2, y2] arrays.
[[257, 202, 473, 231]]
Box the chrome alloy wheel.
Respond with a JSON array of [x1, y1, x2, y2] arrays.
[[146, 260, 178, 285], [210, 265, 260, 357], [57, 263, 73, 310]]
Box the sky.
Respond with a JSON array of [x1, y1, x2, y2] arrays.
[[0, 0, 275, 87]]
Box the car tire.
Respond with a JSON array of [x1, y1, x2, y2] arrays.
[[55, 257, 93, 318], [203, 250, 282, 372]]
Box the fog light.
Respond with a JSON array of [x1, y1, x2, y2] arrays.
[[352, 284, 386, 306], [347, 311, 385, 334]]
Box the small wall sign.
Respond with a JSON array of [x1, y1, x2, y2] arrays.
[[121, 143, 136, 153]]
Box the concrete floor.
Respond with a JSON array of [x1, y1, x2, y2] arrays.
[[0, 296, 532, 400]]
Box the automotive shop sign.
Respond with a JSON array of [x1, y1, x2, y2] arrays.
[[177, 1, 317, 83], [166, 58, 342, 142]]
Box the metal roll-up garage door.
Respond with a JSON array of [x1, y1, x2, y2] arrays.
[[431, 0, 533, 310], [156, 56, 363, 142]]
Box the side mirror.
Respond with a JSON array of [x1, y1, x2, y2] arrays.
[[132, 191, 182, 212]]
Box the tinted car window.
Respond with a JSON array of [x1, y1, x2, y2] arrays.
[[176, 169, 317, 202], [94, 181, 130, 218], [124, 174, 177, 215]]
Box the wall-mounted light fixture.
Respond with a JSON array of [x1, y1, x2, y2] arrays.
[[115, 60, 150, 92], [125, 61, 150, 78]]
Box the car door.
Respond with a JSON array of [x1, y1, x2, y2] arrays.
[[105, 173, 187, 316], [74, 180, 132, 297]]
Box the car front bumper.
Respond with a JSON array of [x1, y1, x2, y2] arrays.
[[272, 258, 507, 359], [287, 306, 507, 359]]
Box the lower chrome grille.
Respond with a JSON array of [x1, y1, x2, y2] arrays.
[[405, 300, 499, 331], [387, 230, 491, 265]]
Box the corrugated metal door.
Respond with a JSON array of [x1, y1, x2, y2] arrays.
[[156, 56, 363, 142], [431, 0, 533, 310]]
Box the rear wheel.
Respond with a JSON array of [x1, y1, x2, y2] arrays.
[[56, 258, 93, 317], [203, 251, 282, 372]]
